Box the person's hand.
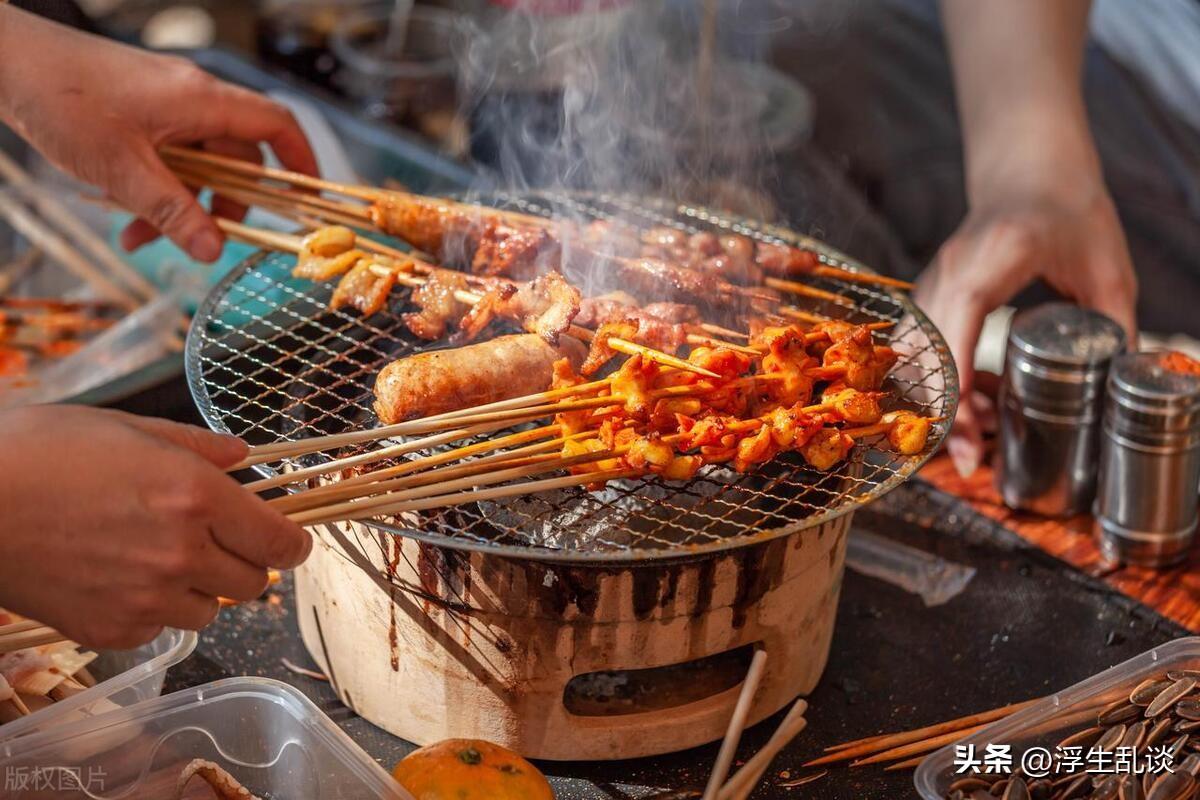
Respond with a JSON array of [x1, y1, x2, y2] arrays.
[[916, 177, 1137, 477], [0, 5, 316, 263], [0, 406, 311, 649]]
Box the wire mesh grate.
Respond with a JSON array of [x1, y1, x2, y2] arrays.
[[186, 192, 959, 562]]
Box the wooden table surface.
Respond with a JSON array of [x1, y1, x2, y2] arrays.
[[920, 445, 1200, 632]]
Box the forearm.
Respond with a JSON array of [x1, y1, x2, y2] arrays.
[[940, 0, 1099, 198]]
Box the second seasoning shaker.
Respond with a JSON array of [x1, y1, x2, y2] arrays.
[[996, 303, 1127, 516], [1095, 352, 1200, 567]]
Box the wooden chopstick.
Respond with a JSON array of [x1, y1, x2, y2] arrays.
[[718, 698, 809, 800], [702, 650, 769, 800]]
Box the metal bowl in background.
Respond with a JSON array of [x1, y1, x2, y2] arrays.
[[330, 5, 462, 133]]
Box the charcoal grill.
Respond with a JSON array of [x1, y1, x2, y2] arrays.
[[186, 192, 958, 759]]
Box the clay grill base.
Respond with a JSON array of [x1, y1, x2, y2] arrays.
[[295, 514, 850, 761]]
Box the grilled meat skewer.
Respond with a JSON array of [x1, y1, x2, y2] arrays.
[[373, 333, 587, 424]]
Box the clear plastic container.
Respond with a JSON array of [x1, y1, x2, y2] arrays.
[[915, 636, 1200, 798], [1, 627, 196, 741], [0, 677, 411, 798]]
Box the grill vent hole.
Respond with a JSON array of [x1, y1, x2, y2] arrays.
[[563, 644, 757, 717]]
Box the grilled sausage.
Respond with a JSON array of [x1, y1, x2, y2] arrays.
[[373, 333, 587, 423]]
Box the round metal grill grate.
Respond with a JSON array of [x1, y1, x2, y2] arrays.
[[186, 193, 959, 562]]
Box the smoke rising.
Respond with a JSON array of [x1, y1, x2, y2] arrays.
[[455, 1, 801, 215]]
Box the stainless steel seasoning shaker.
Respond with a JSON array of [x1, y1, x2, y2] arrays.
[[996, 303, 1126, 517], [1095, 352, 1200, 567]]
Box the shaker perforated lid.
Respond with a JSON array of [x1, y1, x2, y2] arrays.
[[1107, 352, 1200, 437], [1004, 304, 1126, 414], [1008, 303, 1127, 369]]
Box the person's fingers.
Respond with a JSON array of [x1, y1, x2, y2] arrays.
[[203, 138, 262, 222], [1076, 240, 1139, 348], [190, 541, 270, 603], [947, 398, 985, 479], [117, 414, 247, 468], [119, 218, 161, 252], [111, 146, 224, 262], [199, 82, 318, 176], [918, 222, 1038, 476], [160, 590, 221, 632], [119, 182, 204, 252], [209, 488, 312, 569]]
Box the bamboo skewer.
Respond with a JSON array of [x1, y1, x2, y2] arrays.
[[702, 650, 769, 800], [288, 447, 616, 526], [231, 379, 610, 469], [807, 697, 1042, 767], [270, 426, 601, 515], [244, 420, 518, 493], [0, 619, 45, 637], [717, 698, 809, 800], [217, 217, 756, 359], [764, 277, 853, 308], [0, 150, 163, 304], [850, 722, 989, 767], [300, 467, 643, 526], [167, 147, 912, 294], [243, 395, 621, 470], [882, 754, 927, 772], [0, 193, 139, 311], [173, 163, 372, 222], [177, 172, 372, 230], [0, 625, 67, 655], [811, 266, 914, 291], [0, 247, 41, 295], [162, 145, 380, 201], [607, 337, 720, 378]]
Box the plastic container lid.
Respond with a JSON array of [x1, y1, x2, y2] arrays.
[[0, 677, 412, 799], [914, 637, 1200, 798], [0, 627, 196, 742]]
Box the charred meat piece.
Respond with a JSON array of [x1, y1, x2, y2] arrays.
[[402, 268, 470, 340], [330, 260, 396, 316], [582, 318, 640, 376], [755, 241, 820, 277], [575, 292, 641, 328], [470, 221, 559, 280], [368, 194, 473, 256], [456, 270, 581, 345]]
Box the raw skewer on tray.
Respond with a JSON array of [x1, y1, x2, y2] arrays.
[[0, 612, 102, 725]]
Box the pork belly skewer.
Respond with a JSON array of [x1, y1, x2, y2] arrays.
[[218, 219, 756, 369], [162, 146, 894, 301]]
